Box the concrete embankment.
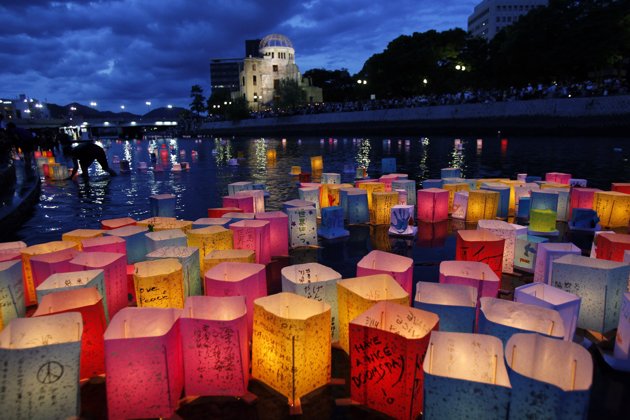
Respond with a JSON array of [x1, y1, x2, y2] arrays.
[[201, 95, 630, 136]]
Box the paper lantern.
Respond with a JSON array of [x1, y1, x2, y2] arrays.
[[187, 226, 233, 272], [477, 220, 527, 274], [299, 186, 321, 217], [321, 172, 341, 185], [480, 183, 509, 218], [391, 179, 416, 205], [61, 229, 104, 249], [593, 191, 630, 228], [611, 183, 630, 194], [337, 274, 409, 353], [207, 207, 242, 218], [203, 249, 255, 272], [551, 254, 629, 333], [223, 194, 255, 213], [570, 187, 600, 216], [465, 190, 499, 223], [228, 181, 253, 196], [479, 297, 565, 344], [326, 183, 353, 208], [614, 292, 630, 361], [416, 188, 449, 223], [145, 228, 187, 252], [381, 157, 396, 174], [545, 172, 572, 184], [545, 187, 570, 221], [517, 197, 531, 219], [81, 235, 127, 254], [133, 258, 184, 308], [439, 260, 500, 309], [316, 206, 348, 239], [505, 333, 592, 419], [349, 301, 438, 419], [0, 313, 82, 420], [21, 241, 79, 306], [235, 190, 265, 213], [514, 234, 549, 272], [533, 242, 581, 284], [287, 206, 318, 248], [529, 209, 558, 234], [455, 230, 504, 279], [422, 331, 511, 420], [251, 292, 331, 410], [389, 205, 417, 236], [149, 193, 176, 217], [0, 240, 26, 253], [371, 191, 398, 225], [530, 190, 559, 213], [192, 217, 232, 229], [105, 225, 149, 264], [443, 183, 470, 214], [569, 208, 601, 231], [414, 281, 476, 333], [357, 250, 413, 297], [0, 250, 21, 263], [282, 199, 316, 213], [343, 188, 369, 224], [256, 211, 289, 257], [281, 263, 342, 340], [266, 149, 277, 161], [36, 268, 107, 316], [595, 232, 630, 262], [310, 155, 323, 171], [146, 246, 201, 297], [441, 167, 461, 179], [180, 296, 249, 397], [29, 247, 80, 296], [422, 179, 443, 189], [142, 218, 192, 233], [358, 181, 385, 211], [229, 220, 271, 264], [451, 191, 468, 220], [104, 307, 183, 420], [69, 251, 127, 318], [0, 260, 25, 329], [378, 174, 399, 192]]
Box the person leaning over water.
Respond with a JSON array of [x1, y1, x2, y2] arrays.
[[62, 141, 117, 180]]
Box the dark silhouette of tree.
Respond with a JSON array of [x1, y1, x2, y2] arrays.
[[189, 85, 206, 116], [275, 79, 306, 110]]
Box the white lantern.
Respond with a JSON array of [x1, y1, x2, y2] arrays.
[[477, 220, 527, 274]]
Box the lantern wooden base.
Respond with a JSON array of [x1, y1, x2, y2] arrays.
[[289, 397, 303, 415]]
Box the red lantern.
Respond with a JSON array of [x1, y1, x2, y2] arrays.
[[596, 233, 630, 262], [455, 230, 505, 279], [223, 195, 255, 213], [611, 183, 630, 194], [207, 207, 242, 218], [569, 188, 601, 217]]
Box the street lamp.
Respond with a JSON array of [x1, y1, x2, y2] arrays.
[[167, 104, 173, 109], [120, 105, 125, 110], [90, 101, 97, 107], [357, 79, 367, 85], [423, 78, 428, 85], [145, 101, 151, 114]]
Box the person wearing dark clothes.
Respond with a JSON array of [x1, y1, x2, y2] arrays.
[[6, 122, 35, 178], [63, 142, 117, 179]]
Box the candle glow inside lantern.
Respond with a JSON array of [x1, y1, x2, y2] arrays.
[[146, 228, 188, 252], [533, 242, 581, 284], [149, 193, 176, 217], [614, 292, 630, 361], [146, 246, 201, 297], [371, 191, 398, 225], [479, 297, 565, 344], [61, 229, 104, 249], [349, 301, 438, 419], [357, 250, 414, 298], [358, 182, 386, 211], [100, 217, 136, 230], [466, 190, 499, 223], [392, 179, 416, 206], [389, 205, 417, 236], [439, 260, 500, 310], [180, 296, 250, 397], [311, 155, 324, 172], [594, 191, 630, 228], [551, 254, 630, 333], [228, 181, 253, 196], [251, 293, 331, 410], [299, 187, 321, 217], [505, 333, 592, 420], [34, 288, 106, 379], [455, 230, 505, 279], [414, 281, 477, 333], [422, 331, 511, 420], [287, 206, 318, 248], [207, 207, 242, 218], [318, 206, 350, 239], [343, 188, 369, 224], [514, 282, 581, 341], [443, 183, 470, 214], [133, 258, 184, 308], [222, 195, 255, 213], [477, 220, 527, 274], [595, 232, 630, 262], [36, 269, 107, 319], [29, 247, 80, 298], [21, 241, 80, 306], [281, 263, 342, 340], [186, 226, 233, 273], [81, 235, 127, 255], [0, 260, 25, 329], [417, 188, 449, 223], [570, 188, 600, 216], [256, 211, 289, 257], [514, 234, 549, 272], [545, 172, 572, 184], [337, 274, 409, 353], [229, 220, 271, 264], [235, 190, 266, 213], [203, 249, 256, 273], [480, 183, 510, 219], [0, 313, 83, 420], [104, 307, 183, 420], [105, 225, 149, 264], [451, 191, 468, 220]]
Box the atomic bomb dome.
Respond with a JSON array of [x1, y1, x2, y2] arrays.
[[259, 34, 294, 50]]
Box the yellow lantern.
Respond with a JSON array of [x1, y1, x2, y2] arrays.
[[203, 249, 256, 273], [290, 166, 302, 175], [61, 229, 104, 250], [326, 183, 353, 208], [186, 226, 233, 273], [371, 191, 399, 225], [310, 155, 324, 172], [443, 183, 470, 213], [267, 149, 277, 162], [133, 258, 185, 308], [358, 182, 385, 211], [593, 191, 630, 228]]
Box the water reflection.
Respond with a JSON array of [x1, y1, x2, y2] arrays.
[[356, 139, 371, 172], [418, 137, 429, 181], [449, 138, 466, 173], [214, 138, 233, 166]]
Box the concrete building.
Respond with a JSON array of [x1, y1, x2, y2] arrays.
[[468, 0, 548, 40], [210, 58, 243, 97], [1, 94, 50, 121]]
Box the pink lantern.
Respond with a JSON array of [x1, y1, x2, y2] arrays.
[[545, 172, 571, 184], [100, 217, 136, 230], [229, 220, 271, 264], [104, 307, 183, 420], [81, 235, 127, 254], [29, 247, 79, 295], [440, 260, 500, 307], [417, 188, 449, 222], [569, 188, 601, 216], [256, 211, 289, 257], [180, 296, 250, 397], [61, 229, 104, 249], [356, 250, 414, 298], [235, 190, 265, 213], [223, 195, 255, 213], [455, 230, 505, 279]]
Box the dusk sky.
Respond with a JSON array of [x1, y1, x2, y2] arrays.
[[1, 0, 478, 114]]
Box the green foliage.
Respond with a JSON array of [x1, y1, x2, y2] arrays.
[[275, 78, 307, 109], [189, 85, 206, 116], [224, 96, 251, 121], [303, 68, 355, 102]]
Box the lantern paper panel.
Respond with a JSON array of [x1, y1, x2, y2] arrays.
[[530, 190, 559, 214], [282, 199, 316, 213], [311, 155, 324, 172], [392, 179, 416, 206], [422, 331, 511, 420], [371, 191, 398, 225], [0, 313, 82, 420], [337, 274, 409, 353], [465, 190, 499, 223], [349, 301, 439, 420], [614, 293, 630, 360], [344, 189, 370, 224], [0, 250, 21, 263], [389, 205, 417, 236], [505, 333, 592, 420], [192, 217, 232, 229], [318, 206, 349, 239], [146, 228, 188, 252], [321, 172, 341, 185], [61, 229, 104, 249], [533, 242, 581, 284], [0, 241, 26, 253], [441, 167, 461, 179], [146, 246, 201, 297], [228, 181, 253, 196], [570, 188, 600, 216], [251, 293, 331, 404], [611, 183, 630, 194], [133, 258, 184, 308], [104, 307, 183, 420], [595, 232, 630, 262], [455, 230, 505, 279], [186, 226, 234, 273], [480, 183, 510, 218], [223, 195, 255, 213], [529, 209, 558, 233], [105, 225, 149, 264], [414, 281, 477, 333], [497, 180, 525, 215], [29, 247, 80, 296], [416, 188, 449, 223], [451, 191, 468, 220], [137, 217, 193, 233], [229, 220, 271, 264], [514, 234, 549, 272], [551, 254, 630, 333], [256, 211, 289, 257], [299, 187, 321, 217], [0, 260, 25, 330], [517, 197, 531, 219], [593, 191, 630, 228], [443, 183, 470, 214], [357, 250, 414, 298], [81, 235, 127, 255], [287, 207, 318, 248], [100, 217, 137, 230], [477, 220, 527, 274], [358, 182, 386, 211], [180, 296, 249, 397], [34, 288, 106, 379], [203, 249, 256, 273], [439, 260, 500, 312], [149, 193, 176, 217], [545, 172, 572, 184], [281, 263, 342, 340], [546, 188, 570, 221], [326, 184, 353, 208], [235, 190, 265, 213], [207, 207, 242, 218]]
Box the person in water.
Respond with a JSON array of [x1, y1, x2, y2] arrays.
[[63, 141, 117, 179]]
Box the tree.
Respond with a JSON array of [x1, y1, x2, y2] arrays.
[[303, 68, 355, 102], [275, 79, 306, 110], [224, 97, 251, 121], [189, 85, 206, 116]]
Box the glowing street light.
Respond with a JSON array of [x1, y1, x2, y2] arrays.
[[145, 101, 151, 106], [120, 105, 125, 110], [357, 79, 367, 85], [167, 104, 173, 109], [423, 78, 428, 85], [90, 101, 97, 107]]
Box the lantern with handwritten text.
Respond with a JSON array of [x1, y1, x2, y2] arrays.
[[146, 246, 201, 297], [133, 258, 184, 309], [439, 260, 500, 310], [455, 230, 504, 279], [81, 235, 127, 255], [533, 242, 581, 284], [318, 206, 349, 239], [414, 281, 477, 333], [287, 206, 318, 248], [371, 191, 398, 225], [358, 182, 386, 211], [203, 249, 255, 273], [477, 220, 527, 274], [62, 229, 104, 249], [299, 187, 321, 217], [36, 268, 107, 317], [256, 211, 289, 257], [150, 193, 176, 217], [0, 260, 25, 329], [357, 250, 413, 298], [229, 220, 271, 264], [417, 188, 448, 223], [104, 307, 183, 420], [146, 228, 188, 252], [105, 225, 149, 263], [186, 226, 233, 272], [466, 190, 499, 223], [29, 247, 79, 298]]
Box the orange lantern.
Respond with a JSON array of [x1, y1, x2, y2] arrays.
[[133, 258, 184, 308], [455, 230, 505, 279], [371, 191, 398, 225], [358, 181, 385, 211], [466, 190, 500, 223], [593, 191, 630, 228], [62, 229, 104, 250]]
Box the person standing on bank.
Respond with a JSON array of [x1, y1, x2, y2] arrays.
[[63, 141, 117, 180]]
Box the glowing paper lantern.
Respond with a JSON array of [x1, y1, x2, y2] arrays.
[[514, 234, 548, 272], [529, 209, 558, 234], [267, 149, 277, 161], [104, 307, 183, 420], [343, 188, 369, 224], [192, 217, 231, 229], [417, 188, 449, 223], [389, 205, 417, 236], [422, 179, 443, 189], [21, 241, 79, 306], [281, 263, 342, 340], [321, 172, 340, 185], [391, 179, 416, 205], [145, 228, 187, 252], [326, 183, 353, 208], [545, 172, 572, 184], [533, 242, 581, 284], [337, 274, 409, 353], [100, 217, 136, 230], [228, 181, 253, 196], [414, 281, 477, 333], [29, 247, 80, 294], [287, 206, 318, 248], [318, 206, 349, 239], [441, 167, 461, 179], [0, 313, 82, 420], [299, 186, 321, 217], [551, 254, 629, 333], [251, 293, 331, 410], [595, 232, 630, 262], [481, 183, 509, 218], [530, 190, 559, 212], [69, 251, 127, 318], [505, 333, 592, 419], [223, 195, 255, 213], [357, 250, 413, 297], [133, 258, 184, 308], [593, 191, 630, 228], [465, 190, 499, 223], [203, 249, 255, 272], [451, 191, 468, 220], [180, 296, 249, 397], [358, 181, 385, 211], [186, 226, 233, 272], [146, 246, 201, 297], [282, 199, 316, 213], [477, 220, 527, 274], [229, 220, 271, 264], [235, 189, 265, 213], [311, 155, 324, 171], [81, 235, 126, 254], [423, 331, 511, 420], [349, 301, 438, 419], [455, 230, 505, 279], [105, 225, 149, 264], [439, 260, 500, 306], [256, 211, 289, 257], [569, 208, 601, 231], [570, 187, 600, 216], [36, 268, 107, 315], [371, 191, 398, 225], [614, 292, 630, 361], [611, 183, 630, 194], [150, 193, 176, 217], [207, 207, 242, 218], [290, 166, 301, 175], [0, 260, 25, 329], [61, 229, 104, 249], [140, 218, 193, 233], [479, 297, 565, 344], [443, 183, 470, 214]]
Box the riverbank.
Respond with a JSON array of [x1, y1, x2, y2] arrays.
[[201, 95, 630, 136]]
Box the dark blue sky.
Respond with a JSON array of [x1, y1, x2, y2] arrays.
[[0, 0, 477, 114]]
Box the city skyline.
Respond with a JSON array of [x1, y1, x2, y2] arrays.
[[0, 0, 477, 114]]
